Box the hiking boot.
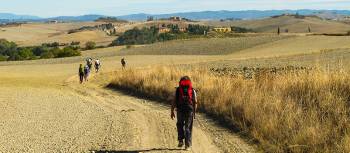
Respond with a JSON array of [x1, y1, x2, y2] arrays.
[[185, 145, 191, 151], [178, 141, 184, 148]]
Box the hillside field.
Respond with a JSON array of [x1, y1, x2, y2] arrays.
[[203, 15, 350, 34], [119, 35, 292, 55], [0, 22, 117, 46]]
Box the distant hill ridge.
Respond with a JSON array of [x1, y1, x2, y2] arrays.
[[1, 10, 350, 22]]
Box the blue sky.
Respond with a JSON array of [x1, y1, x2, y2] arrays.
[[1, 0, 350, 17]]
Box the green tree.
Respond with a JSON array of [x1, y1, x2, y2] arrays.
[[55, 47, 81, 58], [18, 48, 35, 60], [158, 33, 176, 41], [0, 39, 17, 56], [32, 46, 50, 56], [40, 50, 55, 59], [188, 24, 210, 35], [112, 27, 158, 46]]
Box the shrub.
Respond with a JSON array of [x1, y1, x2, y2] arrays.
[[231, 26, 255, 33], [18, 48, 35, 60], [32, 46, 50, 56], [0, 55, 7, 61], [0, 39, 17, 56], [55, 46, 81, 58], [42, 42, 59, 48], [70, 41, 80, 46], [85, 41, 96, 50], [40, 51, 55, 59]]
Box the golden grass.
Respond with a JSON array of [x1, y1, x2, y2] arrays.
[[119, 35, 291, 55], [231, 36, 350, 59], [0, 22, 116, 46], [203, 16, 350, 34], [110, 66, 350, 153]]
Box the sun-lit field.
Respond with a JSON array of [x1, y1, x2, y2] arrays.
[[110, 65, 350, 153], [203, 15, 350, 34], [119, 35, 292, 55], [229, 35, 350, 59], [2, 13, 350, 153], [0, 22, 117, 46], [204, 48, 350, 72]]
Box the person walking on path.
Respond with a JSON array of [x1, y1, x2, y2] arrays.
[[94, 59, 101, 73], [121, 58, 126, 69], [87, 58, 93, 70], [171, 76, 197, 151], [78, 64, 84, 84], [83, 65, 90, 82]]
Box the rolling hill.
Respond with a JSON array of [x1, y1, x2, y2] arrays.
[[116, 10, 350, 21], [204, 15, 350, 34], [0, 22, 116, 46], [0, 13, 41, 20], [2, 10, 350, 22]]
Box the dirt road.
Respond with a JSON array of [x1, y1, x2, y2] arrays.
[[0, 53, 256, 152]]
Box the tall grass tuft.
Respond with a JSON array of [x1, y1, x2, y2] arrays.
[[109, 66, 350, 153]]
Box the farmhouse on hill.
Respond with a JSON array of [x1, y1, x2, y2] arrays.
[[170, 16, 182, 21], [157, 23, 188, 33], [213, 27, 232, 33], [159, 27, 171, 33]]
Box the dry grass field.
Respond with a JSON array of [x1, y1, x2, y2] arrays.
[[118, 35, 350, 59], [119, 35, 292, 55], [230, 35, 350, 59], [203, 15, 350, 34], [2, 16, 350, 152], [109, 32, 350, 152], [110, 65, 350, 153], [0, 45, 260, 152], [0, 22, 117, 46], [205, 48, 350, 71]]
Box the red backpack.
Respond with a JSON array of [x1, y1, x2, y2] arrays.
[[178, 79, 193, 105]]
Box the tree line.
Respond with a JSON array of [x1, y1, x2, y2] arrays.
[[0, 39, 82, 61], [111, 24, 210, 46]]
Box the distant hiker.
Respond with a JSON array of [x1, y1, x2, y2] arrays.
[[171, 76, 197, 151], [78, 64, 84, 84], [94, 59, 101, 73], [84, 65, 90, 81], [86, 58, 93, 70], [121, 58, 126, 69]]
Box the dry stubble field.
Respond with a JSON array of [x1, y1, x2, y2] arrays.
[[1, 26, 350, 152], [0, 45, 260, 152]]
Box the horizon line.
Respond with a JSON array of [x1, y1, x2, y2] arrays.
[[1, 9, 349, 18]]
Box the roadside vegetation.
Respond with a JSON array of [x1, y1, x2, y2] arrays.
[[109, 66, 350, 153], [0, 39, 81, 61]]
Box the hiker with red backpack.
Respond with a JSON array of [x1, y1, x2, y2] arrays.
[[171, 76, 197, 151]]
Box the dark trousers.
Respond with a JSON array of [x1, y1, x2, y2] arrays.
[[79, 73, 84, 83], [177, 111, 193, 146]]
